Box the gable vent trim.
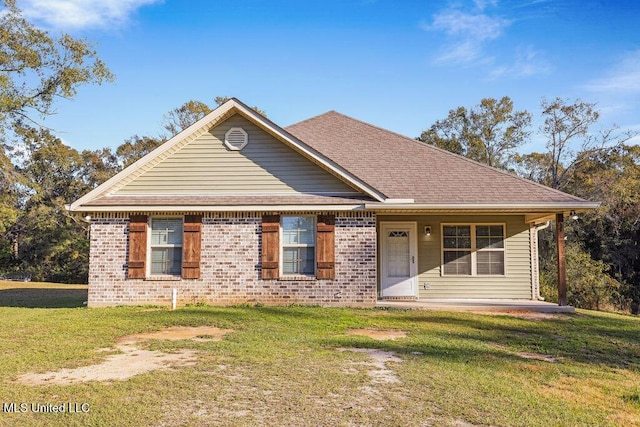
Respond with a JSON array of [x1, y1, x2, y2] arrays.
[[224, 127, 248, 151]]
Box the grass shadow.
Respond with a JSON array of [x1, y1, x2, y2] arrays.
[[0, 287, 88, 308], [380, 311, 640, 370]]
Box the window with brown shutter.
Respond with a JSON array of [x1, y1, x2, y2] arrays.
[[150, 217, 183, 275], [261, 214, 280, 279], [128, 215, 148, 279], [182, 215, 202, 279], [316, 214, 335, 279], [282, 216, 315, 275]]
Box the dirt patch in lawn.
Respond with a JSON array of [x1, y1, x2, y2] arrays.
[[119, 325, 233, 343], [338, 347, 403, 385], [18, 326, 232, 386], [346, 328, 407, 340]]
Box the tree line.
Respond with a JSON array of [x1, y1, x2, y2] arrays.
[[1, 0, 638, 313]]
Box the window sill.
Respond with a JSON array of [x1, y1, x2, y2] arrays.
[[145, 275, 182, 281], [278, 275, 316, 281]]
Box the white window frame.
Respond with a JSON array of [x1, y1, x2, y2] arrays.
[[280, 215, 316, 276], [148, 216, 183, 276], [441, 223, 507, 277]]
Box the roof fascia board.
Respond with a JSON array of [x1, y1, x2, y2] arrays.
[[71, 204, 367, 213]]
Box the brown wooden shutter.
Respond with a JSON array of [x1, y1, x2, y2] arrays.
[[316, 214, 335, 279], [128, 215, 148, 279], [182, 215, 202, 279], [261, 215, 280, 279]]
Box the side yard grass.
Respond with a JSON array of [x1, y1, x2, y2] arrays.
[[0, 282, 639, 426], [0, 280, 88, 308]]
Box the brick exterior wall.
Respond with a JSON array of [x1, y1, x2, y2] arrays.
[[87, 212, 377, 307]]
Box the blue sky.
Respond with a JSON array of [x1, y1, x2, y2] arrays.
[[17, 0, 640, 153]]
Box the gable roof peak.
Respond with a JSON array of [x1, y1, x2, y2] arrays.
[[69, 99, 387, 212]]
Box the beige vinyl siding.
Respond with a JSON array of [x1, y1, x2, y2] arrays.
[[377, 215, 532, 299], [115, 114, 360, 196]]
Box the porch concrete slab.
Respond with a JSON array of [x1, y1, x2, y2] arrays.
[[376, 299, 575, 313]]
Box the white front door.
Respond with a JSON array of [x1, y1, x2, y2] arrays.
[[380, 222, 418, 297]]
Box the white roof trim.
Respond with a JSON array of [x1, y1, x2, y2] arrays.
[[70, 204, 367, 212], [69, 99, 386, 212], [383, 198, 414, 203], [366, 202, 601, 211]]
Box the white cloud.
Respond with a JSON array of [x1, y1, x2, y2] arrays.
[[473, 0, 498, 11], [19, 0, 162, 30], [434, 40, 480, 64], [583, 50, 640, 93], [425, 3, 552, 78], [424, 7, 510, 65], [489, 46, 552, 79], [429, 9, 508, 41]]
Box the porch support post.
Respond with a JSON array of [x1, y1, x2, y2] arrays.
[[556, 213, 567, 306]]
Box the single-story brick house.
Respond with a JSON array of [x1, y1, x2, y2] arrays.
[[69, 98, 597, 308]]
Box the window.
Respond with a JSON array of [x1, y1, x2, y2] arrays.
[[150, 218, 183, 275], [475, 225, 505, 275], [261, 214, 334, 280], [442, 224, 505, 276], [128, 215, 201, 280], [442, 225, 472, 275], [281, 216, 315, 275]]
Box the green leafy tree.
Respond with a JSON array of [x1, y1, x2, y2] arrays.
[[514, 97, 636, 191], [79, 147, 119, 189], [115, 135, 164, 169], [535, 144, 640, 314], [0, 0, 113, 137], [418, 96, 531, 169], [161, 100, 212, 137], [0, 145, 23, 265], [0, 127, 91, 282], [0, 0, 112, 280], [511, 98, 640, 314], [568, 145, 640, 313], [540, 242, 623, 310]]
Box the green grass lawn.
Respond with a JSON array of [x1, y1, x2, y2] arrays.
[[0, 282, 639, 426]]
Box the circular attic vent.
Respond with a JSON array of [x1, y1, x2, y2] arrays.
[[224, 127, 248, 151]]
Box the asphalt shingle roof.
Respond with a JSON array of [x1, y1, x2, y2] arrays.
[[286, 111, 588, 205]]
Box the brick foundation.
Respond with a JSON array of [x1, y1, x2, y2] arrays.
[[87, 212, 377, 307]]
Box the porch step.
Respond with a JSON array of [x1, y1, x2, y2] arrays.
[[376, 298, 575, 313], [379, 296, 418, 302]]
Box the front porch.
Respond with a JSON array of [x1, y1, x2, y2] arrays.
[[376, 298, 575, 313]]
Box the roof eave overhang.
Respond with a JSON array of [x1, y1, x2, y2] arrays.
[[366, 202, 600, 219], [71, 202, 600, 216], [71, 204, 368, 213]]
